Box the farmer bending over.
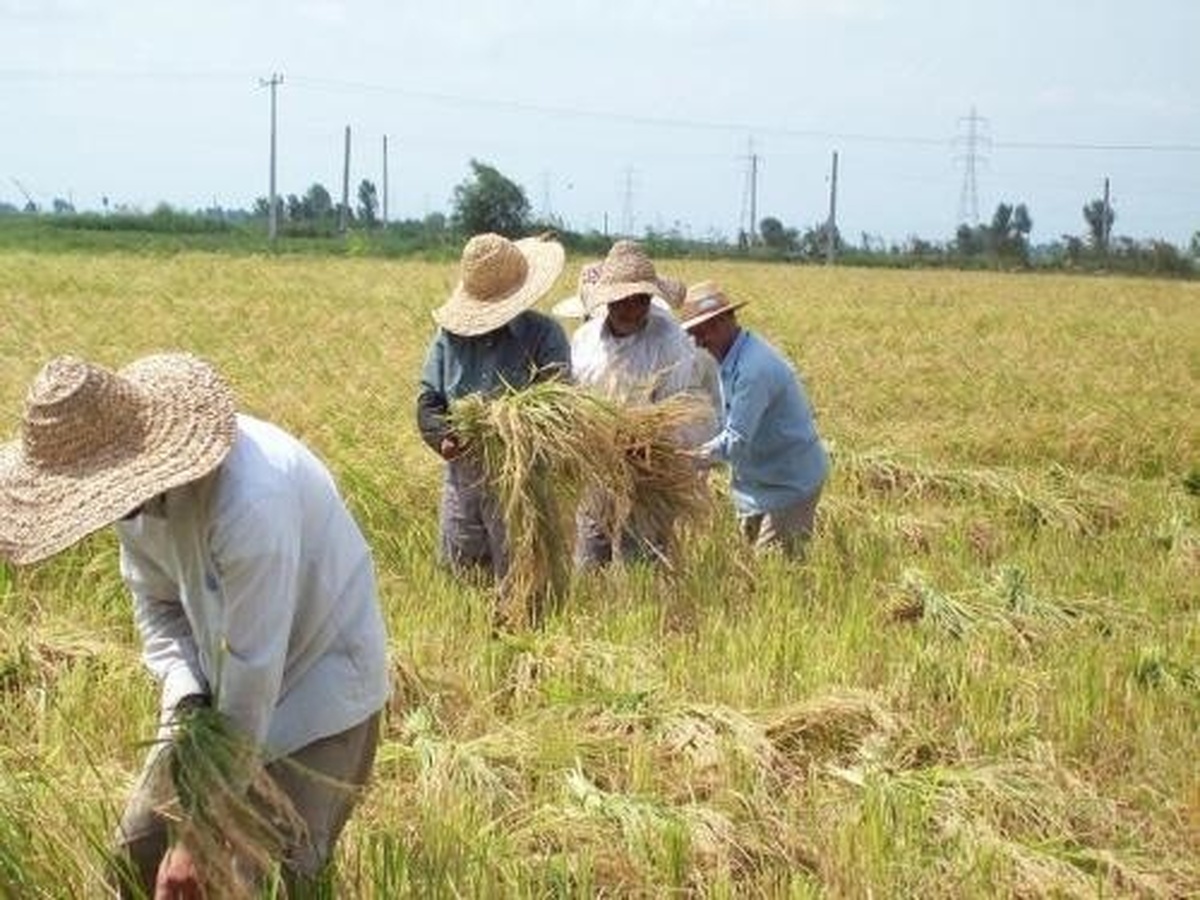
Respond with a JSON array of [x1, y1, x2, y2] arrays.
[[0, 353, 390, 897], [679, 281, 830, 558]]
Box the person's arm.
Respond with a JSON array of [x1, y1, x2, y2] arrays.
[[416, 332, 460, 458], [700, 353, 774, 466], [529, 316, 573, 383], [121, 540, 208, 718]]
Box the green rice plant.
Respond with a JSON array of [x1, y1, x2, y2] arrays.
[[885, 568, 999, 637], [850, 747, 1194, 898], [1132, 647, 1200, 695]]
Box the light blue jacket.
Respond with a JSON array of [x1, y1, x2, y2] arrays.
[[701, 329, 829, 515]]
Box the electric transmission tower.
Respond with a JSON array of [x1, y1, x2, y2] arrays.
[[259, 73, 284, 241], [739, 139, 760, 244], [620, 167, 636, 237], [955, 106, 989, 226]]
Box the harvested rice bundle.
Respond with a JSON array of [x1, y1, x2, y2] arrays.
[[151, 706, 304, 898], [449, 380, 711, 627]]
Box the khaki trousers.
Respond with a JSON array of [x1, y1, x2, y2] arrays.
[[738, 488, 822, 559]]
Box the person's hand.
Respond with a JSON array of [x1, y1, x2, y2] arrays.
[[439, 434, 464, 461], [155, 844, 204, 899]]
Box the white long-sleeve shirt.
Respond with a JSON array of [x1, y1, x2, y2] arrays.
[[571, 305, 697, 404], [116, 415, 390, 760]]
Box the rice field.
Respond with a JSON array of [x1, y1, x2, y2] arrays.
[[0, 249, 1197, 897]]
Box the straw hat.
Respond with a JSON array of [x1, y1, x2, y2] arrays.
[[587, 240, 672, 309], [677, 280, 748, 332], [657, 277, 687, 310], [551, 261, 603, 319], [0, 353, 237, 565], [433, 232, 565, 337]]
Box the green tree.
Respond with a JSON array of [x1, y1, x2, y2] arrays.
[[451, 159, 530, 237], [304, 183, 334, 221], [1083, 198, 1115, 251], [759, 216, 797, 251], [356, 179, 379, 228]]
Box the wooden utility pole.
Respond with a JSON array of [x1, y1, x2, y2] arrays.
[[339, 125, 351, 234], [826, 150, 839, 265], [260, 73, 283, 242]]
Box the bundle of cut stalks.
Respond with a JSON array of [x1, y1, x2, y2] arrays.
[[151, 706, 305, 898], [449, 380, 711, 628]]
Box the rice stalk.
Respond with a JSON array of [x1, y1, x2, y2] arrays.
[[841, 448, 1124, 535], [886, 568, 997, 637], [152, 706, 306, 898], [450, 381, 711, 628], [764, 690, 898, 771]]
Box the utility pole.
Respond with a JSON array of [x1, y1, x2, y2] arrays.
[[259, 73, 283, 242], [382, 134, 389, 227], [956, 106, 989, 227], [339, 125, 351, 234], [825, 150, 839, 265]]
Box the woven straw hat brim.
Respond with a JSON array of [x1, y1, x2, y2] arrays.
[[552, 294, 589, 319], [588, 278, 671, 310], [553, 293, 671, 320], [433, 238, 566, 337], [0, 355, 236, 565], [679, 300, 747, 332]]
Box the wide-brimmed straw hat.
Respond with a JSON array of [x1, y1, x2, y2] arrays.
[[434, 232, 565, 337], [677, 280, 748, 332], [587, 240, 673, 309], [0, 353, 237, 565], [551, 261, 604, 320]]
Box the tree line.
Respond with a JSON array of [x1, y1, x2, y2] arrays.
[[3, 159, 1196, 277]]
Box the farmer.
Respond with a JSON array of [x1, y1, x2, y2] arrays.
[[417, 232, 571, 583], [569, 239, 709, 566], [679, 280, 830, 558], [0, 352, 390, 896]]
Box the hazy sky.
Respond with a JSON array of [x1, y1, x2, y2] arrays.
[[3, 0, 1198, 246]]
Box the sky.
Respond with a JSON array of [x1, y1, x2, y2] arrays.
[[2, 0, 1198, 248]]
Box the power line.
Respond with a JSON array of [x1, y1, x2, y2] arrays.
[[6, 67, 1200, 154]]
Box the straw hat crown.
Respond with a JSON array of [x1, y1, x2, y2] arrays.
[[552, 261, 605, 319], [433, 232, 565, 337], [588, 240, 671, 309], [678, 280, 747, 331], [0, 353, 236, 564]]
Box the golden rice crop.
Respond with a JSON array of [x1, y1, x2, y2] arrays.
[[449, 380, 711, 629]]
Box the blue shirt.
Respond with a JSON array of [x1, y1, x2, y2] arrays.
[[702, 329, 829, 515]]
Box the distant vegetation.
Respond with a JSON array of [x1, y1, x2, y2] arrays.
[[2, 158, 1197, 277]]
